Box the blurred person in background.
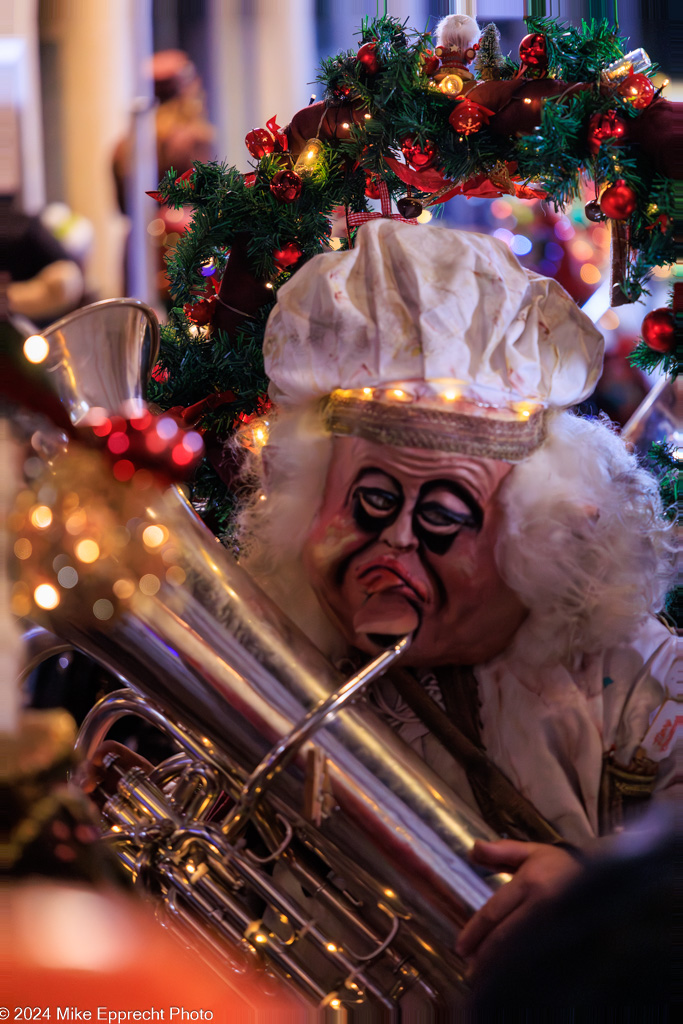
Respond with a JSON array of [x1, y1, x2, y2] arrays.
[[112, 50, 215, 301], [1, 108, 84, 327]]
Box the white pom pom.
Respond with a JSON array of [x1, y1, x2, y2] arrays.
[[435, 14, 480, 53]]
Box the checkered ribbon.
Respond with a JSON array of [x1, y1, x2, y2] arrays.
[[347, 181, 418, 229]]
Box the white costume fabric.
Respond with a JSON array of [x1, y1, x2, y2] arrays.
[[373, 616, 677, 845]]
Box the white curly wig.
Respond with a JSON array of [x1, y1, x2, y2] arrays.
[[234, 407, 673, 666]]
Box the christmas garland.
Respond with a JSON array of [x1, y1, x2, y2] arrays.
[[151, 12, 678, 537]]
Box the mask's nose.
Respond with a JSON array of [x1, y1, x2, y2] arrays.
[[379, 507, 417, 550]]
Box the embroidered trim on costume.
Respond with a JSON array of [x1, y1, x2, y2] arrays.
[[324, 394, 548, 461]]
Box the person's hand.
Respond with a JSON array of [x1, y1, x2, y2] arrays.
[[456, 839, 582, 974]]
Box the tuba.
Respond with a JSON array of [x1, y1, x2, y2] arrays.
[[13, 301, 509, 1013]]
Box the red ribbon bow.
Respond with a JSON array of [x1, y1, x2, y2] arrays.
[[346, 181, 419, 230], [265, 115, 288, 152]]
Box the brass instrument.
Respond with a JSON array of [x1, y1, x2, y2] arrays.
[[14, 301, 508, 1013]]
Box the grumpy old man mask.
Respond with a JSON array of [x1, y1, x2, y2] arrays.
[[301, 435, 528, 667]]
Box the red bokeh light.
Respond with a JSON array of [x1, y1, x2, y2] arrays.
[[113, 459, 135, 481], [107, 432, 130, 454]]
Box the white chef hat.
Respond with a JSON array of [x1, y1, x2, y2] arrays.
[[263, 219, 604, 461]]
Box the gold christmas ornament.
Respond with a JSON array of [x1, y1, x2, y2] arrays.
[[438, 73, 464, 97]]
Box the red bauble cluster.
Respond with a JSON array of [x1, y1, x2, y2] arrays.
[[357, 40, 380, 75], [401, 136, 437, 169], [519, 33, 548, 69], [599, 179, 637, 220], [85, 409, 205, 482], [270, 170, 302, 203], [617, 73, 655, 110], [448, 99, 492, 136], [641, 308, 675, 353], [587, 110, 627, 155], [245, 120, 287, 160], [273, 242, 303, 271]]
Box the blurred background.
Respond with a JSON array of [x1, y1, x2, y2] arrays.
[[2, 0, 680, 421]]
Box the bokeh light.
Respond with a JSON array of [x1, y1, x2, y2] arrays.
[[65, 509, 88, 535], [93, 599, 114, 621], [113, 578, 136, 600], [34, 584, 60, 610], [580, 264, 601, 284], [30, 505, 53, 529], [108, 432, 130, 455], [23, 335, 50, 363], [142, 525, 166, 548], [139, 574, 161, 596], [165, 566, 186, 586], [510, 235, 532, 256], [570, 239, 594, 262], [171, 444, 193, 466], [493, 228, 513, 246], [74, 539, 100, 563], [57, 566, 79, 588], [599, 309, 620, 330], [14, 538, 32, 559], [113, 459, 136, 482], [554, 219, 575, 241], [156, 418, 179, 440]]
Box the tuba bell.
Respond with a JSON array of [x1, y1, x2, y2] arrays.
[[12, 301, 509, 1013]]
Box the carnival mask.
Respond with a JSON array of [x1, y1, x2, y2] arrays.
[[302, 436, 527, 666]]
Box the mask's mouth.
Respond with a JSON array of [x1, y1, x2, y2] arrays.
[[355, 559, 428, 603], [353, 564, 423, 642]]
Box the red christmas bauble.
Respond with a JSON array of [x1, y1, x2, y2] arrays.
[[273, 242, 303, 270], [587, 110, 627, 155], [448, 99, 488, 136], [421, 50, 440, 77], [364, 172, 381, 199], [245, 128, 275, 159], [401, 136, 437, 169], [183, 296, 215, 325], [270, 170, 302, 203], [519, 33, 548, 68], [357, 41, 380, 75], [599, 179, 637, 220], [641, 308, 675, 352], [617, 73, 655, 110]]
